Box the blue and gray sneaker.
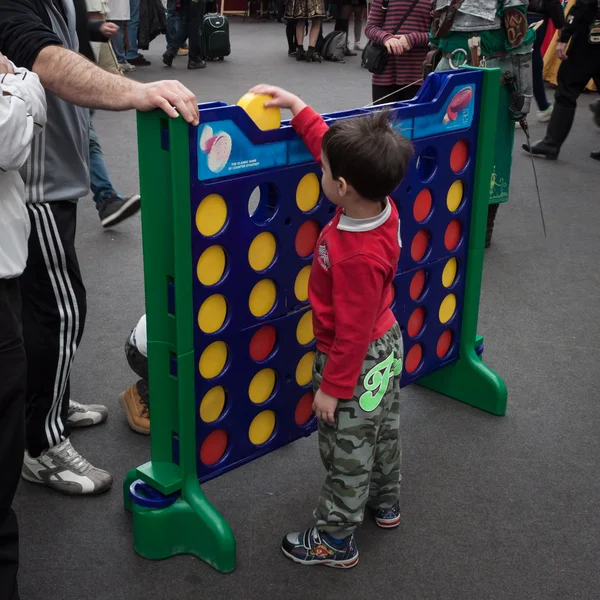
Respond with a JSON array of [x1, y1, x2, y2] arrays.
[[374, 501, 401, 528], [281, 527, 359, 568]]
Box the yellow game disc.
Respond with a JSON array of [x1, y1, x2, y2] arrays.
[[249, 279, 277, 317], [199, 386, 226, 422], [248, 410, 276, 445], [442, 257, 458, 288], [296, 351, 315, 386], [296, 173, 320, 212], [446, 180, 464, 213], [294, 265, 311, 302], [296, 310, 314, 345], [248, 232, 277, 272], [198, 294, 227, 334], [439, 294, 457, 324], [199, 341, 228, 379], [197, 245, 227, 286], [196, 194, 227, 237], [248, 368, 277, 404], [237, 93, 281, 131]]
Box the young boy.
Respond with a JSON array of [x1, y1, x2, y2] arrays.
[[249, 85, 413, 569], [120, 314, 150, 435]]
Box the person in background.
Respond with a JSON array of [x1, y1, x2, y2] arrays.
[[163, 0, 207, 69], [286, 0, 325, 61], [526, 0, 565, 122], [334, 0, 367, 56], [591, 99, 600, 160], [110, 0, 151, 71], [0, 0, 198, 497], [77, 1, 142, 227], [0, 51, 46, 600], [286, 18, 298, 56], [120, 315, 150, 434], [523, 0, 600, 159], [365, 0, 432, 103]]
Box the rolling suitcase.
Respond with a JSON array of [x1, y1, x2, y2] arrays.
[[203, 11, 231, 60]]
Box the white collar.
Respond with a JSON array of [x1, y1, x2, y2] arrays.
[[337, 198, 391, 232]]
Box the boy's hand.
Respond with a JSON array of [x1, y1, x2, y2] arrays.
[[249, 84, 307, 116], [313, 389, 338, 424]]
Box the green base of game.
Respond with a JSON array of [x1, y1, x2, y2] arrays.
[[124, 467, 236, 572]]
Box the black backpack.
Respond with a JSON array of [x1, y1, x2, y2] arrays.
[[318, 30, 346, 62]]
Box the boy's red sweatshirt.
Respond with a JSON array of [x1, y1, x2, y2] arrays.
[[291, 107, 401, 399]]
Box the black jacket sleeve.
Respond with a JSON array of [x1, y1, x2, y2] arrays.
[[0, 0, 63, 71], [546, 0, 566, 30], [560, 0, 599, 42], [88, 20, 107, 43]]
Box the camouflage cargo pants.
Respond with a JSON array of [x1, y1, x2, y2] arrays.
[[313, 322, 403, 538]]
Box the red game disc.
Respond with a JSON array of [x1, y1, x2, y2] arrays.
[[200, 429, 228, 465], [444, 220, 462, 251], [450, 140, 469, 173], [295, 220, 320, 257], [295, 392, 314, 426], [405, 344, 423, 374], [411, 230, 430, 262], [409, 269, 426, 301], [413, 189, 432, 222], [437, 330, 453, 358], [407, 307, 426, 337], [249, 325, 277, 362]]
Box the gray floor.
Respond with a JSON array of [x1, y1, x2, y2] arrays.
[[13, 20, 600, 600]]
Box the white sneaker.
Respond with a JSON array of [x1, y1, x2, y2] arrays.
[[22, 439, 113, 495], [354, 42, 363, 51], [119, 61, 136, 73], [537, 104, 553, 122], [67, 399, 108, 427]]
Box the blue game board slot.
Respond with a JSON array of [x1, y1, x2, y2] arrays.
[[160, 118, 169, 151], [190, 163, 332, 333], [172, 433, 180, 465], [197, 101, 229, 110], [169, 352, 178, 377], [193, 307, 318, 483]]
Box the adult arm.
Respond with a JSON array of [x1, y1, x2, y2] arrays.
[[32, 45, 198, 124], [365, 0, 394, 45], [545, 0, 566, 30], [0, 64, 47, 171]]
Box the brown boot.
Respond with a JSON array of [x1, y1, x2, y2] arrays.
[[119, 385, 150, 435]]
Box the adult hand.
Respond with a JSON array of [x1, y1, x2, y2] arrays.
[[0, 53, 15, 74], [132, 80, 199, 125], [313, 388, 338, 424], [249, 84, 307, 115], [100, 22, 119, 38], [384, 37, 404, 55], [556, 42, 568, 61], [394, 34, 411, 52]]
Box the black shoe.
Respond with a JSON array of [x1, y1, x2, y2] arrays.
[[162, 49, 176, 67], [98, 194, 141, 228], [296, 47, 306, 61], [306, 47, 322, 63], [591, 150, 600, 161], [129, 55, 151, 66], [188, 58, 207, 69], [521, 140, 559, 160]]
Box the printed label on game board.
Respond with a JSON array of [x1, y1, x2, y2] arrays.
[[197, 120, 315, 181], [412, 84, 475, 139]]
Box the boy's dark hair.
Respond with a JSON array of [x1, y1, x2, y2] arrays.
[[322, 109, 413, 201]]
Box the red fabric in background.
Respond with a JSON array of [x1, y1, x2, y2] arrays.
[[541, 22, 556, 55]]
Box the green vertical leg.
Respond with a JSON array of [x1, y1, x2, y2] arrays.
[[123, 111, 235, 572], [419, 68, 508, 416]]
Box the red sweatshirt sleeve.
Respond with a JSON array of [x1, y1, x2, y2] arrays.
[[291, 106, 329, 166], [320, 255, 387, 399]]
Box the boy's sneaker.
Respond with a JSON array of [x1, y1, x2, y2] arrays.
[[163, 49, 176, 67], [281, 527, 359, 568], [374, 501, 401, 528], [536, 104, 553, 122], [67, 399, 108, 427], [119, 385, 150, 435], [22, 439, 113, 495], [98, 193, 141, 228]]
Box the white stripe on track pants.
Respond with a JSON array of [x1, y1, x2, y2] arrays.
[[21, 201, 86, 457]]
